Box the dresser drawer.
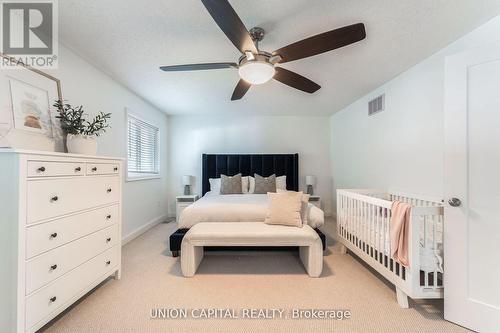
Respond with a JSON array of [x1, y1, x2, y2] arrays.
[[26, 224, 118, 294], [86, 162, 120, 175], [27, 161, 85, 178], [26, 176, 120, 224], [26, 246, 119, 329], [26, 205, 119, 258]]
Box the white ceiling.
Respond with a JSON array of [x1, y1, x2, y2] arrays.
[[59, 0, 500, 116]]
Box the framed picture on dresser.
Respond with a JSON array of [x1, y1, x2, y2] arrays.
[[0, 53, 64, 152]]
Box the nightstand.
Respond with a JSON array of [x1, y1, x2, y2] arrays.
[[176, 195, 199, 223], [309, 195, 321, 208]]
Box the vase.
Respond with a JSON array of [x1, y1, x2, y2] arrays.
[[66, 134, 97, 155]]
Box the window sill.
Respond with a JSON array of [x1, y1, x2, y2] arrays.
[[126, 174, 161, 182]]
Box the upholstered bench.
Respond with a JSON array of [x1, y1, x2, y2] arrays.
[[180, 222, 323, 277]]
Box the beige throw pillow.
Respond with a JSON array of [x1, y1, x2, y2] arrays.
[[276, 189, 310, 225], [265, 191, 303, 227]]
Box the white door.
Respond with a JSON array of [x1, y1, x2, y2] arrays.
[[444, 43, 500, 333]]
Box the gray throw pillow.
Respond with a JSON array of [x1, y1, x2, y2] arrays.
[[220, 174, 243, 194], [253, 174, 276, 194]]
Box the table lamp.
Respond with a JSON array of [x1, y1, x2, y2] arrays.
[[305, 175, 315, 195], [182, 175, 193, 195]]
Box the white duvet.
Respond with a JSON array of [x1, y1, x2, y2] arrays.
[[179, 193, 324, 229]]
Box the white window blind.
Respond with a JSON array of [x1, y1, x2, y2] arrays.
[[127, 114, 159, 176]]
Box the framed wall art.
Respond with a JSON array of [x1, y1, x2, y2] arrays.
[[0, 53, 64, 151]]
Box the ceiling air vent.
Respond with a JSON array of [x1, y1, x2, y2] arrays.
[[368, 94, 385, 116]]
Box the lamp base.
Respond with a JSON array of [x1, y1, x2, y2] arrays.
[[306, 185, 313, 195], [184, 185, 191, 195]]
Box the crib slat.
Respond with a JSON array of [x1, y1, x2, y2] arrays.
[[369, 203, 373, 258], [385, 208, 389, 269]]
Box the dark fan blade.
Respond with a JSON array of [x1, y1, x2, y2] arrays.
[[231, 79, 251, 100], [272, 23, 366, 63], [201, 0, 258, 54], [159, 62, 238, 72], [273, 67, 320, 93]]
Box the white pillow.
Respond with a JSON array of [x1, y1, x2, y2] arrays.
[[249, 176, 255, 193], [241, 176, 249, 194], [249, 175, 286, 193], [210, 177, 249, 194], [276, 175, 287, 191], [209, 178, 221, 194]]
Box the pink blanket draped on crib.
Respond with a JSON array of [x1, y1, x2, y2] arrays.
[[390, 201, 412, 267]]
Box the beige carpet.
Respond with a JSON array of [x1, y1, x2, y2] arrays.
[[40, 218, 469, 333]]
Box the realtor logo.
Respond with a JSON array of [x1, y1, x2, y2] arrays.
[[1, 0, 58, 68]]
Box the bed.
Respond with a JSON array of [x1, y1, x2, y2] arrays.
[[169, 153, 326, 256], [178, 193, 324, 229]]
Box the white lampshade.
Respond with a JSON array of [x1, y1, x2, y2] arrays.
[[305, 175, 316, 186], [182, 175, 192, 186]]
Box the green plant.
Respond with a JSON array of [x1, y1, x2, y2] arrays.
[[54, 100, 111, 137]]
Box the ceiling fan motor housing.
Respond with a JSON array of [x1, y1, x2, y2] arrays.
[[249, 27, 265, 42], [238, 52, 271, 65]]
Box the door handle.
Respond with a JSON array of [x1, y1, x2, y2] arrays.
[[448, 197, 462, 207]]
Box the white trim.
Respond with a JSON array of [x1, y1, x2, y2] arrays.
[[125, 173, 161, 182], [121, 214, 167, 245]]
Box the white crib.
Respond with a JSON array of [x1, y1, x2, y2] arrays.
[[336, 189, 444, 308]]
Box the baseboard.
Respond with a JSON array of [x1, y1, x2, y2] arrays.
[[122, 214, 168, 245]]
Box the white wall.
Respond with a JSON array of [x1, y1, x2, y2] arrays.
[[54, 45, 169, 239], [167, 115, 333, 215], [329, 15, 500, 208], [0, 43, 169, 240]]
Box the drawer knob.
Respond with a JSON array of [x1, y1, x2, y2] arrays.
[[106, 237, 111, 243], [106, 214, 112, 220], [50, 264, 58, 270], [50, 232, 58, 239], [50, 296, 57, 303], [75, 167, 81, 172], [106, 260, 111, 265], [92, 167, 98, 172], [37, 166, 46, 172], [113, 167, 118, 171], [107, 188, 112, 193], [50, 196, 58, 202]]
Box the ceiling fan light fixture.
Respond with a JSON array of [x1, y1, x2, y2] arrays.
[[238, 61, 275, 85]]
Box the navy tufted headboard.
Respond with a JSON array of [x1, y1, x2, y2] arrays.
[[202, 154, 299, 196]]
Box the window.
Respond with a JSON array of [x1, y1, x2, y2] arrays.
[[127, 112, 160, 180]]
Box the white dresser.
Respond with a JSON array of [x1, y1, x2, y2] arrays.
[[0, 149, 123, 333]]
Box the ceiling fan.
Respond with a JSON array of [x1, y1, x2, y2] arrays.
[[159, 0, 366, 101]]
